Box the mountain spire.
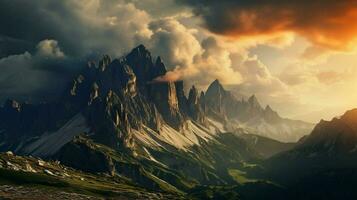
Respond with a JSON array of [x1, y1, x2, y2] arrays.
[[134, 44, 148, 53], [248, 94, 262, 109], [206, 79, 225, 98], [210, 79, 222, 89], [155, 56, 163, 65], [188, 85, 199, 105], [153, 56, 167, 78]]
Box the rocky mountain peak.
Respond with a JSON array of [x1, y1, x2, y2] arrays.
[[99, 55, 111, 71], [208, 79, 223, 90], [340, 108, 357, 131], [212, 79, 220, 85], [205, 79, 226, 99], [174, 81, 188, 114], [263, 105, 281, 123], [88, 82, 99, 105], [264, 105, 279, 116], [3, 99, 21, 112], [148, 81, 183, 129], [153, 56, 167, 78], [188, 85, 199, 105], [133, 44, 150, 56], [199, 91, 206, 111], [248, 95, 262, 109], [187, 85, 206, 123], [125, 45, 156, 86], [120, 64, 137, 97], [265, 105, 273, 112], [155, 56, 163, 65], [87, 61, 96, 68], [89, 59, 139, 99], [126, 44, 152, 64]]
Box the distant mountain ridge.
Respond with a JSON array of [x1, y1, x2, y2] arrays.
[[274, 108, 357, 161], [264, 108, 357, 181], [200, 79, 313, 142], [261, 108, 357, 199]]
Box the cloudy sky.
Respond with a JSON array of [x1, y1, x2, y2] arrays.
[[1, 0, 357, 122]]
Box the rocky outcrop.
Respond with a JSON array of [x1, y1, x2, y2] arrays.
[[199, 91, 206, 113], [174, 81, 188, 115], [148, 81, 184, 130], [99, 55, 111, 71], [153, 56, 167, 79], [4, 100, 21, 112], [93, 58, 138, 98], [204, 79, 243, 121], [263, 105, 281, 124], [204, 79, 226, 116], [63, 46, 189, 149], [187, 85, 206, 124], [125, 45, 157, 89], [55, 136, 115, 173]]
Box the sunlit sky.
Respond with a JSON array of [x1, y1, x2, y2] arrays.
[[249, 36, 357, 122], [1, 0, 357, 123]]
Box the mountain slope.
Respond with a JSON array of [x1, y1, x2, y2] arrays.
[[239, 134, 295, 158], [264, 108, 357, 194], [296, 108, 357, 155], [270, 108, 357, 166]]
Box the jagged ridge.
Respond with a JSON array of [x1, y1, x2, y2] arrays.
[[0, 44, 312, 195]]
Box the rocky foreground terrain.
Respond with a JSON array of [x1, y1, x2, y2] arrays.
[[0, 185, 102, 200], [0, 151, 184, 200]]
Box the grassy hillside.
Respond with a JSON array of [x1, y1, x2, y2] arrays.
[[0, 152, 184, 199]]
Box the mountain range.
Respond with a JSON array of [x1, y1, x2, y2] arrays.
[[0, 44, 355, 199], [0, 45, 312, 155]]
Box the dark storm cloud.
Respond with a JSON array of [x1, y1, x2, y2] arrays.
[[0, 38, 84, 103], [0, 0, 153, 58], [0, 1, 83, 57], [178, 0, 357, 50], [0, 36, 34, 58], [0, 0, 155, 103], [0, 48, 84, 103], [0, 0, 93, 103]]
